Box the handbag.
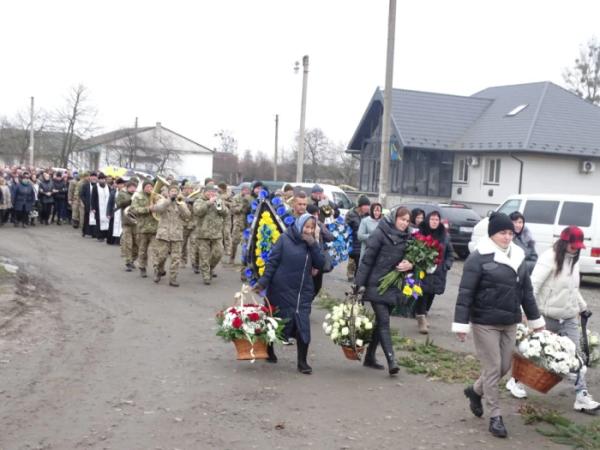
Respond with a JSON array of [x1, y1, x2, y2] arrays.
[[321, 247, 334, 273]]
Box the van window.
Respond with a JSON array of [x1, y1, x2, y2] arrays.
[[497, 199, 521, 215], [558, 202, 593, 227], [332, 191, 353, 210], [523, 200, 559, 225]]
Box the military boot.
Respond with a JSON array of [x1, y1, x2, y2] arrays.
[[140, 268, 147, 278], [153, 271, 161, 283]]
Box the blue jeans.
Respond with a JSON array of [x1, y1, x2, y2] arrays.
[[544, 316, 587, 392]]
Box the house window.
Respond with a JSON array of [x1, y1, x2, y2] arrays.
[[401, 149, 452, 197], [484, 158, 501, 184], [455, 158, 469, 183]]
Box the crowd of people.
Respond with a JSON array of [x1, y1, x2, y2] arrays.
[[2, 164, 597, 439]]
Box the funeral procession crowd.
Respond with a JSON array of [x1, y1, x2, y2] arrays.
[[1, 163, 599, 440]]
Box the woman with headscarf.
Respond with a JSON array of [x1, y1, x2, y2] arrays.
[[414, 210, 454, 334], [355, 207, 414, 376], [256, 213, 325, 374]]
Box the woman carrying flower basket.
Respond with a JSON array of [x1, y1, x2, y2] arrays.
[[255, 213, 325, 374], [355, 207, 414, 376], [452, 213, 545, 439], [414, 210, 453, 334], [530, 226, 600, 413]]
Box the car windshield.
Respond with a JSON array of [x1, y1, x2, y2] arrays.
[[333, 191, 353, 209], [441, 207, 480, 221]]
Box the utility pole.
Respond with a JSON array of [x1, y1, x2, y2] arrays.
[[296, 55, 309, 183], [29, 96, 35, 167], [274, 114, 279, 181], [378, 0, 396, 208]]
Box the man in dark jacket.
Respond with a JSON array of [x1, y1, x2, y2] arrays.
[[453, 213, 545, 439], [52, 171, 69, 225], [12, 172, 36, 228], [344, 195, 370, 282]]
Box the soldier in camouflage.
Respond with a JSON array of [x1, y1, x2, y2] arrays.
[[152, 184, 191, 286], [229, 183, 251, 264], [218, 182, 233, 260], [72, 172, 89, 229], [180, 182, 197, 268], [116, 180, 139, 271], [193, 184, 229, 285], [130, 180, 159, 278], [67, 172, 80, 227]]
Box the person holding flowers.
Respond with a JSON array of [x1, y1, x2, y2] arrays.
[[255, 213, 325, 374], [452, 212, 545, 439], [414, 211, 454, 334], [530, 226, 600, 412], [355, 207, 414, 376]]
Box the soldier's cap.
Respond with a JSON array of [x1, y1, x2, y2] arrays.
[[169, 183, 180, 191], [182, 181, 194, 188], [311, 184, 324, 194], [240, 182, 251, 191], [142, 180, 153, 189], [126, 180, 138, 188], [204, 184, 219, 193]]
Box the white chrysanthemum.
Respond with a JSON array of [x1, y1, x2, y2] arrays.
[[356, 339, 364, 347], [365, 322, 373, 330], [341, 327, 349, 336]]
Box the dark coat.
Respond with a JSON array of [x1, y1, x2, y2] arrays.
[[453, 238, 543, 328], [52, 179, 68, 200], [420, 231, 454, 296], [355, 217, 412, 306], [258, 226, 325, 344], [513, 227, 538, 274], [80, 182, 97, 236], [38, 179, 55, 204], [345, 208, 366, 258], [13, 181, 36, 212]]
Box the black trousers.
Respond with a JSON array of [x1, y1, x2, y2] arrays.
[[414, 293, 435, 315], [40, 202, 53, 223], [370, 302, 396, 363]]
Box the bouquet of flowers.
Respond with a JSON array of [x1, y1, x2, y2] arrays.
[[581, 327, 600, 368], [322, 302, 374, 360], [216, 285, 286, 360], [378, 232, 442, 297], [325, 217, 352, 268], [515, 324, 582, 376]]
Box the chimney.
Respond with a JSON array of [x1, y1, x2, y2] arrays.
[[154, 121, 162, 139]]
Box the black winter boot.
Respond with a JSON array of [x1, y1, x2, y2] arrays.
[[379, 327, 399, 375], [489, 416, 508, 438], [296, 340, 312, 374], [363, 333, 384, 370], [266, 344, 277, 363]]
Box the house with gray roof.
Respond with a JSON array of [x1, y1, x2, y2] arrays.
[[347, 81, 600, 214], [72, 122, 214, 180]]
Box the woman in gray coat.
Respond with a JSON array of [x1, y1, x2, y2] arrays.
[[357, 202, 383, 263]]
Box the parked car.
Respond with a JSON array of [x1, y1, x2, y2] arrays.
[[293, 182, 354, 218], [469, 194, 600, 276], [392, 202, 481, 259]]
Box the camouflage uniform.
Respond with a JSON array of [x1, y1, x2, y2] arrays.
[[68, 178, 79, 225], [220, 190, 234, 258], [193, 196, 229, 283], [116, 190, 138, 267], [153, 197, 191, 284], [181, 195, 196, 268], [75, 177, 88, 228], [130, 192, 159, 273], [229, 192, 251, 264]]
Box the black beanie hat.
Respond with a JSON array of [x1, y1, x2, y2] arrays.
[[488, 212, 515, 237], [357, 195, 371, 207]]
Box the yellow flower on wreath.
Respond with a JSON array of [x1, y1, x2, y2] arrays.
[[258, 267, 265, 276], [256, 257, 265, 267], [414, 285, 423, 295], [419, 271, 425, 280]]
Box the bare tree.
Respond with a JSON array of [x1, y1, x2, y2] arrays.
[[0, 108, 51, 165], [563, 38, 600, 104], [54, 84, 98, 167], [214, 129, 238, 153]]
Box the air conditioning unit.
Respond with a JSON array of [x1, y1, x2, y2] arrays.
[[580, 160, 596, 174], [467, 156, 480, 167]]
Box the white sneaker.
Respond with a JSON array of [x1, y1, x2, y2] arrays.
[[574, 391, 600, 412], [506, 377, 527, 399]]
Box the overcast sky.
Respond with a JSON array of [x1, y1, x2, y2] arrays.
[[2, 0, 599, 157]]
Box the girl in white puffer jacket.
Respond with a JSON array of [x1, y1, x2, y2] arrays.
[[531, 226, 599, 413]]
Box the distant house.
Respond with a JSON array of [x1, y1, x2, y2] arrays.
[[0, 128, 66, 167], [347, 82, 600, 214], [73, 122, 214, 180]]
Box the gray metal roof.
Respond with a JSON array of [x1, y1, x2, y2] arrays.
[[348, 82, 600, 157]]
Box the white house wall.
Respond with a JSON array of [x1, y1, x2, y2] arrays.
[[451, 152, 600, 215], [451, 153, 520, 215], [172, 152, 213, 183]]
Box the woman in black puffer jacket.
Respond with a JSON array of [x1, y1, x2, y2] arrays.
[[355, 207, 414, 376], [453, 213, 545, 439]]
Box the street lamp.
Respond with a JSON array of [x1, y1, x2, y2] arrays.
[[295, 55, 309, 183]]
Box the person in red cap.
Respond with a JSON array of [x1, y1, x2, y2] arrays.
[[531, 225, 599, 413]]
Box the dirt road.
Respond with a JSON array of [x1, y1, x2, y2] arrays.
[[1, 225, 596, 449]]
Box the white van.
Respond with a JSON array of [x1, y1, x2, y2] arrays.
[[469, 194, 600, 275], [294, 183, 354, 217]]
